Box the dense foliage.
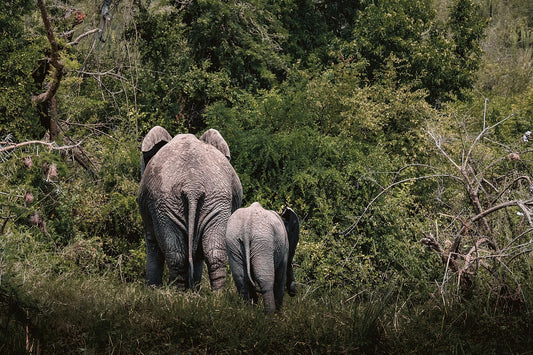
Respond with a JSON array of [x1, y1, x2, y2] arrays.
[[1, 0, 532, 352]]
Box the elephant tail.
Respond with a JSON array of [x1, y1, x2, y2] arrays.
[[243, 235, 255, 288], [187, 197, 197, 289]]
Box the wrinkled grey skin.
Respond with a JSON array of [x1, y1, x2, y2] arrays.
[[138, 130, 242, 290], [225, 202, 300, 313], [140, 125, 173, 177]]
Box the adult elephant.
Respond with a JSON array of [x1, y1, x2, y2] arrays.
[[225, 202, 300, 313], [138, 129, 242, 290]]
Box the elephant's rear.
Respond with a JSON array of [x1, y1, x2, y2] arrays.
[[138, 133, 242, 289], [226, 203, 289, 311]]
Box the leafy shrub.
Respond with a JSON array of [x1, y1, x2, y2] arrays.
[[205, 64, 439, 291]]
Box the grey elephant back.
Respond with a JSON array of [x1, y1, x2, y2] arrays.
[[138, 133, 242, 289], [139, 134, 242, 222], [226, 202, 288, 271]]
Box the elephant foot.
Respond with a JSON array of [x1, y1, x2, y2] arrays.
[[288, 281, 297, 297], [168, 274, 188, 289], [207, 260, 227, 290], [210, 274, 226, 290], [263, 295, 276, 314]]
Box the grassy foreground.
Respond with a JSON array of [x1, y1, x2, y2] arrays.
[[0, 232, 531, 354], [2, 265, 532, 354]]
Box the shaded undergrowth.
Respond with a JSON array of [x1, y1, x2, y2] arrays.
[[1, 264, 532, 354]]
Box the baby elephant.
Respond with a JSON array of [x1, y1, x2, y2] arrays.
[[225, 202, 300, 313]]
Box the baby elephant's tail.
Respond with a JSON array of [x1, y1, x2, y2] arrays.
[[243, 235, 255, 288]]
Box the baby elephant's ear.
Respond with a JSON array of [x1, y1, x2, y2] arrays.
[[141, 126, 172, 175], [281, 207, 300, 257], [200, 128, 231, 161], [282, 207, 300, 297]]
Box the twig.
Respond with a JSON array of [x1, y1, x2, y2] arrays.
[[483, 98, 488, 130], [503, 228, 533, 250], [78, 70, 127, 80], [341, 173, 462, 236], [464, 112, 515, 168], [67, 28, 99, 46], [0, 140, 83, 153], [425, 121, 461, 170], [517, 201, 533, 226]]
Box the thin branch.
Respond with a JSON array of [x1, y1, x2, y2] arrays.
[[483, 98, 488, 130], [503, 228, 533, 250], [67, 28, 99, 46], [425, 121, 462, 170], [464, 112, 515, 168], [342, 173, 463, 236], [78, 70, 127, 81], [0, 140, 83, 153], [471, 199, 533, 223], [492, 175, 533, 204], [517, 202, 533, 226]]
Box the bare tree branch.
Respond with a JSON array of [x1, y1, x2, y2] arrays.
[[67, 28, 99, 46], [421, 102, 532, 296], [0, 140, 84, 154], [471, 199, 533, 223], [341, 173, 463, 236], [425, 120, 462, 170], [464, 112, 515, 168]]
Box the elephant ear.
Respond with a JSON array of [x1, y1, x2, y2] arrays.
[[200, 128, 231, 161], [281, 207, 300, 265], [141, 126, 172, 175], [282, 207, 300, 296]]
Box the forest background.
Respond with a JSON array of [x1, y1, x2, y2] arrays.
[[1, 0, 533, 353]]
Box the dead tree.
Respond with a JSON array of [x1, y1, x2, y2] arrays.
[[422, 103, 533, 303], [32, 0, 99, 176]]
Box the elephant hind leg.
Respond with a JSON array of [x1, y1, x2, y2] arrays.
[[145, 229, 164, 287], [154, 216, 188, 289], [202, 225, 227, 290], [261, 289, 276, 314], [227, 251, 250, 302], [142, 213, 164, 287], [255, 277, 276, 313], [274, 264, 287, 311], [204, 247, 226, 290], [166, 251, 188, 289]]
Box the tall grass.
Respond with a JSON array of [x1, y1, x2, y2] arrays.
[[3, 273, 382, 353], [1, 232, 532, 354]]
